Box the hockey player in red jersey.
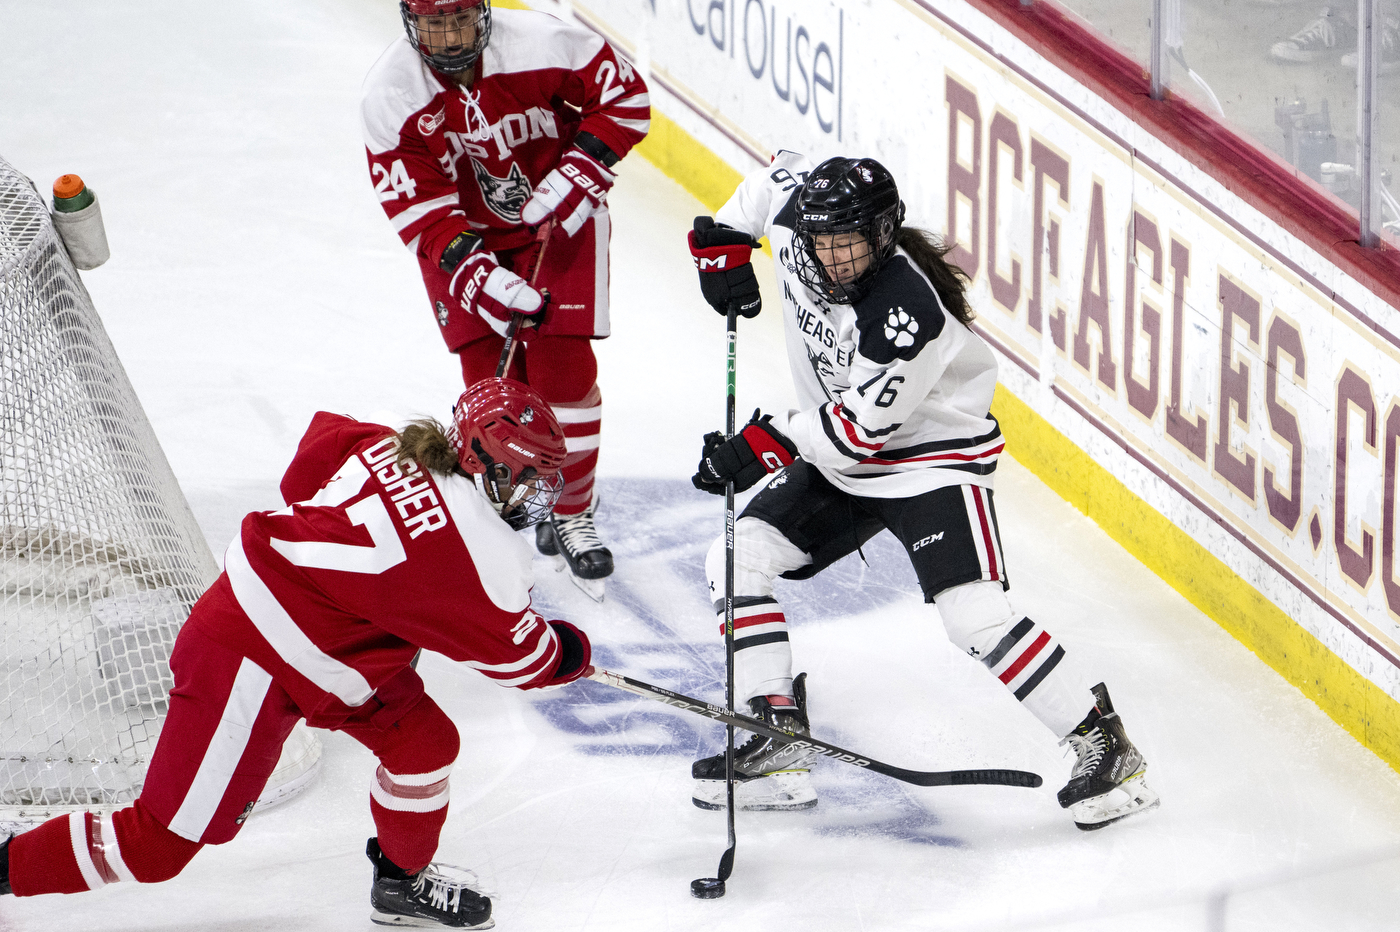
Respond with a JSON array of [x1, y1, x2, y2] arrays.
[[683, 153, 1161, 831], [361, 0, 651, 597], [0, 378, 592, 929]]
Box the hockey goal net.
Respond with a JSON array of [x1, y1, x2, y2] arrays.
[[0, 154, 319, 832]]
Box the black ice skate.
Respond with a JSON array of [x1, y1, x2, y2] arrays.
[[367, 837, 493, 929], [1057, 683, 1160, 831], [692, 673, 818, 811], [537, 500, 612, 602]]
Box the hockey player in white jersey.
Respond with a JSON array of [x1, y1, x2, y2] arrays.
[[683, 152, 1161, 830]]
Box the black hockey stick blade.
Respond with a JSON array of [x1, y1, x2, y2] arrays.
[[585, 667, 1042, 789]]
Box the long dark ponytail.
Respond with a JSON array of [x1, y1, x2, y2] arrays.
[[896, 227, 974, 326]]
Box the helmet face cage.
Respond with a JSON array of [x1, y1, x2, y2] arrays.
[[400, 0, 492, 74], [483, 463, 564, 531], [792, 157, 902, 304]]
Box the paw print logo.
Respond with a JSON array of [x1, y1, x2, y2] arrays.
[[884, 307, 918, 348]]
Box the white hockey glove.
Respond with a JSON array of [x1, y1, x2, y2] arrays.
[[520, 146, 616, 237], [447, 250, 545, 339]]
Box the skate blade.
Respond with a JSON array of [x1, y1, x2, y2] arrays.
[[1070, 772, 1161, 831], [371, 910, 495, 930], [540, 554, 606, 602], [569, 571, 605, 602], [692, 771, 817, 811]]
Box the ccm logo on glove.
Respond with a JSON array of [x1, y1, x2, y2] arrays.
[[691, 410, 798, 494], [688, 216, 762, 319]]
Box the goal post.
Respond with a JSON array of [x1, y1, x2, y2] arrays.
[[0, 154, 320, 832]]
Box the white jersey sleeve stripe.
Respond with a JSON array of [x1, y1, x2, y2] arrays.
[[488, 636, 560, 686], [462, 622, 557, 674], [391, 195, 462, 233], [606, 116, 651, 134]]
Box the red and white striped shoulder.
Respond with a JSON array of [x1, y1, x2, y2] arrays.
[[481, 7, 606, 77], [361, 37, 447, 157]]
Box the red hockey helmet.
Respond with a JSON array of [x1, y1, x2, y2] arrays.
[[450, 378, 566, 530], [400, 0, 492, 75]]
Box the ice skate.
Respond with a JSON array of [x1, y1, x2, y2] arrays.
[[1057, 683, 1160, 831], [692, 673, 818, 811], [538, 500, 611, 602], [368, 837, 493, 929]]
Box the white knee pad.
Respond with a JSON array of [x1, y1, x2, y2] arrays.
[[704, 517, 811, 606], [934, 580, 1019, 657]]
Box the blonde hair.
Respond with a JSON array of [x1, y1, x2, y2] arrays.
[[394, 418, 466, 476]]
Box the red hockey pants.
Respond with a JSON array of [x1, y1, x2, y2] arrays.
[[7, 626, 459, 896]]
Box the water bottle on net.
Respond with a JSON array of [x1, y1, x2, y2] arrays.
[[50, 173, 111, 270]]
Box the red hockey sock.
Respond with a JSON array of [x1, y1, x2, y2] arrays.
[[8, 800, 201, 896], [552, 383, 601, 516], [343, 692, 460, 874]]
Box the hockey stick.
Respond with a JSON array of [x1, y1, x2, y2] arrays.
[[494, 217, 557, 379], [585, 666, 1043, 788], [693, 305, 741, 899]]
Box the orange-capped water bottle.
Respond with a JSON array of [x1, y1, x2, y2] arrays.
[[50, 173, 110, 269]]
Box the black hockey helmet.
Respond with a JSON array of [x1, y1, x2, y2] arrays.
[[792, 157, 905, 304], [401, 0, 492, 75]]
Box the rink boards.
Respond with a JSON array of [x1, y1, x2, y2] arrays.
[[504, 0, 1400, 771]]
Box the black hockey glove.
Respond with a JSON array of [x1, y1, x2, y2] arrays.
[[542, 621, 592, 687], [692, 409, 798, 495], [687, 216, 762, 319]]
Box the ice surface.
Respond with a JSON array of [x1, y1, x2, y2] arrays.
[[2, 2, 1400, 930]]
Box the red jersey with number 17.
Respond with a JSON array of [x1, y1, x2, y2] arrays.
[[186, 411, 566, 727]]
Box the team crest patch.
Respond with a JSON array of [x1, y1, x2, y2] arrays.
[[520, 406, 535, 424], [436, 300, 450, 327], [417, 107, 446, 136], [471, 158, 532, 224], [884, 307, 918, 348]]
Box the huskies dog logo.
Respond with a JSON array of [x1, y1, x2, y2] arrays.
[[471, 158, 532, 224]]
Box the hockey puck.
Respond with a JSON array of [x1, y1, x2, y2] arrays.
[[690, 877, 726, 899]]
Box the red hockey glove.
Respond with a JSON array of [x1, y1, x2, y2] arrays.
[[692, 409, 798, 495], [543, 620, 592, 687], [447, 249, 545, 339], [521, 146, 616, 237], [688, 216, 762, 319]]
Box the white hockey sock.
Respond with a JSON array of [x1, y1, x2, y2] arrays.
[[936, 580, 1093, 737], [706, 518, 811, 703]]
